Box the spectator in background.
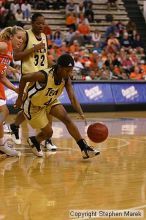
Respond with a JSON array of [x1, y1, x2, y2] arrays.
[[43, 22, 52, 48], [107, 33, 120, 52], [69, 30, 85, 46], [126, 20, 137, 40], [120, 32, 133, 49], [77, 20, 91, 44], [91, 29, 101, 46], [121, 52, 133, 74], [83, 0, 93, 9], [69, 40, 80, 53], [84, 1, 94, 22], [43, 22, 52, 37], [59, 41, 69, 54], [91, 50, 100, 68], [66, 12, 77, 32], [89, 69, 100, 80], [64, 28, 75, 45], [21, 0, 31, 21], [97, 54, 104, 69], [103, 21, 117, 39], [132, 34, 143, 49], [10, 0, 20, 15], [76, 1, 85, 16], [128, 48, 140, 64], [52, 31, 63, 48], [51, 26, 63, 40], [129, 64, 144, 80], [65, 0, 77, 16], [107, 0, 118, 10], [73, 52, 84, 74], [115, 21, 125, 40], [92, 42, 102, 54], [77, 12, 89, 25], [15, 8, 23, 23], [99, 67, 112, 80]]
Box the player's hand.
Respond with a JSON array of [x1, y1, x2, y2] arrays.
[[14, 87, 19, 94], [15, 97, 22, 109], [12, 68, 19, 74], [34, 42, 45, 51], [78, 113, 87, 125]]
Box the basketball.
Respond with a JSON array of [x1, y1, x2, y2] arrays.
[[87, 122, 108, 143]]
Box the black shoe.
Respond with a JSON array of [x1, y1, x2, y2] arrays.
[[10, 124, 21, 145], [27, 136, 43, 157], [82, 146, 100, 159]]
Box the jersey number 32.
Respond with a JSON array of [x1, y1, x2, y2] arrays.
[[34, 54, 45, 66]]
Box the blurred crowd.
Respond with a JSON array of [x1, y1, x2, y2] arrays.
[[0, 0, 146, 81]]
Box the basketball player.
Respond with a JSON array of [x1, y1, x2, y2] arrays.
[[15, 54, 100, 158], [0, 26, 25, 156], [9, 12, 57, 150]]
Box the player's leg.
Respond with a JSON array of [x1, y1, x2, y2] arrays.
[[26, 103, 99, 159], [0, 102, 20, 156], [10, 110, 25, 144], [26, 107, 53, 157], [28, 121, 53, 157], [50, 104, 100, 159], [44, 114, 57, 151], [10, 110, 57, 150]]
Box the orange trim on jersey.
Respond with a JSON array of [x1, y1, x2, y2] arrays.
[[0, 82, 5, 100], [0, 40, 13, 74], [0, 40, 13, 100]]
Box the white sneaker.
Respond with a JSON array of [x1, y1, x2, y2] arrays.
[[45, 140, 57, 151], [11, 134, 21, 145], [3, 123, 10, 133], [0, 142, 21, 157], [82, 146, 100, 159], [28, 137, 44, 157]]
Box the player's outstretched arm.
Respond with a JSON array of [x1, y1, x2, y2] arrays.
[[65, 77, 85, 120], [0, 75, 18, 92], [14, 40, 45, 61]]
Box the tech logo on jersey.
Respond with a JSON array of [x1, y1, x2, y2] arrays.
[[45, 88, 59, 96]]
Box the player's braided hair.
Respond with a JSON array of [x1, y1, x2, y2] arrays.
[[57, 53, 74, 67]]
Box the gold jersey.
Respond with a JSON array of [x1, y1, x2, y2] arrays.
[[25, 68, 66, 107], [22, 29, 48, 74]]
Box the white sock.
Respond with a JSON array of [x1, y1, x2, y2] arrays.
[[0, 138, 4, 145]]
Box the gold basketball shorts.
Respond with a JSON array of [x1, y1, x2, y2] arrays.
[[23, 98, 60, 129]]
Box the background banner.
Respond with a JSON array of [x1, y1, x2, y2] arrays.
[[5, 82, 146, 105]]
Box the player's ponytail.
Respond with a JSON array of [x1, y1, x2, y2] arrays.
[[0, 26, 24, 41], [0, 27, 12, 41]]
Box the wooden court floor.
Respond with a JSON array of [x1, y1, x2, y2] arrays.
[[0, 111, 146, 220]]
